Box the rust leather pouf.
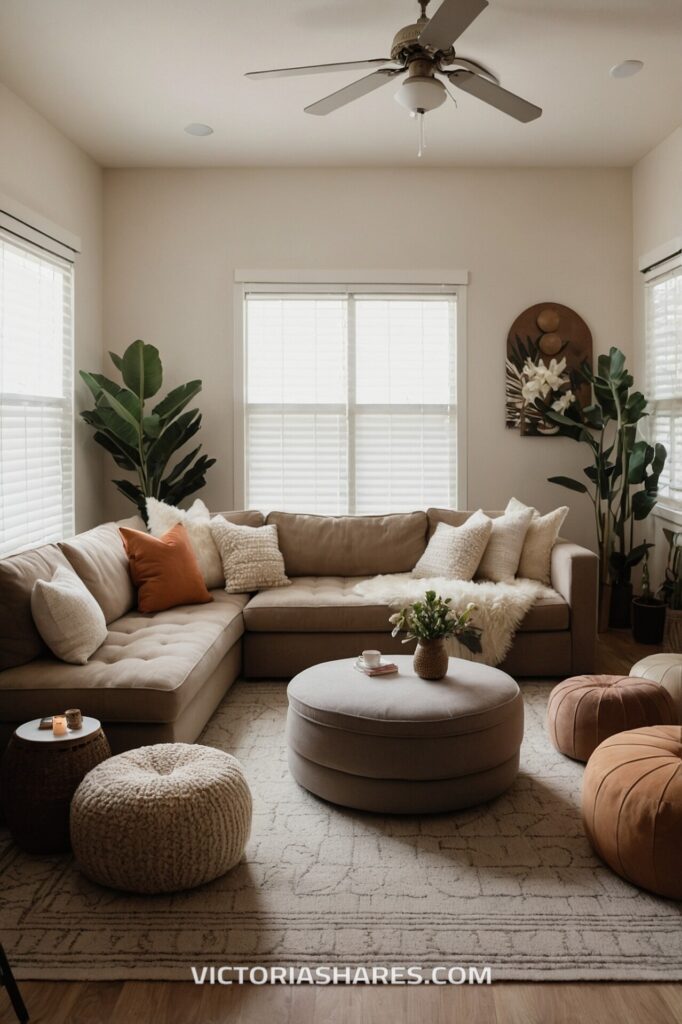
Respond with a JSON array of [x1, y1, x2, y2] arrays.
[[546, 674, 676, 762], [582, 726, 682, 900]]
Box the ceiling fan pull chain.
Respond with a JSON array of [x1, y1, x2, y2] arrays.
[[417, 111, 426, 158]]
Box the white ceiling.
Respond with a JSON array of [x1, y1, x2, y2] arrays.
[[1, 0, 681, 168]]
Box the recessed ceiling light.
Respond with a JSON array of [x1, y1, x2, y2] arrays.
[[184, 123, 214, 136], [609, 60, 644, 79]]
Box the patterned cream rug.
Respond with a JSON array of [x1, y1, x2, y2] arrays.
[[1, 682, 680, 981]]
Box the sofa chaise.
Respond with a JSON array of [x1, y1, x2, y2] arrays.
[[0, 508, 598, 754]]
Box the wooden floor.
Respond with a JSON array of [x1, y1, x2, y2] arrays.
[[1, 631, 679, 1024]]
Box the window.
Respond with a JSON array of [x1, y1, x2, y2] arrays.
[[645, 260, 682, 509], [239, 284, 461, 514], [0, 230, 74, 556]]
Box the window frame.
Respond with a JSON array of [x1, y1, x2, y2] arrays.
[[643, 252, 682, 519], [0, 200, 78, 557], [233, 272, 468, 514]]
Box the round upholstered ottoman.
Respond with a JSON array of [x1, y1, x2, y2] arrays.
[[630, 654, 682, 723], [582, 726, 682, 899], [546, 674, 676, 762], [286, 656, 524, 814], [70, 744, 252, 894]]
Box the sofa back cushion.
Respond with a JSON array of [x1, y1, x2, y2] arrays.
[[215, 510, 265, 528], [59, 515, 143, 623], [0, 543, 72, 670], [266, 511, 427, 577]]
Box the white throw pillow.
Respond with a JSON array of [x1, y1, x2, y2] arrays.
[[31, 566, 107, 665], [146, 497, 223, 589], [412, 511, 493, 580], [506, 497, 568, 584], [210, 516, 290, 594], [476, 507, 534, 583]]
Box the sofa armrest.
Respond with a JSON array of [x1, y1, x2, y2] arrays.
[[551, 540, 599, 675]]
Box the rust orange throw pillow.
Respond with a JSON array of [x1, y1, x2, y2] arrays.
[[119, 523, 213, 613]]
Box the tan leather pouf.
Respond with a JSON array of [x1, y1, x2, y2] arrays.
[[582, 726, 682, 900], [546, 674, 676, 762], [71, 744, 252, 894], [630, 653, 682, 722]]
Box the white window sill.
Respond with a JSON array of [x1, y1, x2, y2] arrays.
[[654, 503, 682, 527]]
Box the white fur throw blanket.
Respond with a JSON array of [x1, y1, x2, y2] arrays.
[[353, 575, 554, 666]]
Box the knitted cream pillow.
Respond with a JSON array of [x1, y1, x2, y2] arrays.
[[412, 511, 493, 580], [506, 497, 568, 584], [210, 516, 290, 593], [146, 497, 223, 589], [31, 565, 107, 665], [476, 507, 534, 583]]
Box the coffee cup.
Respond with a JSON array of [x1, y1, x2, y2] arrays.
[[362, 649, 382, 668]]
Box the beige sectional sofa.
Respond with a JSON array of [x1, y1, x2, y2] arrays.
[[0, 508, 598, 754]]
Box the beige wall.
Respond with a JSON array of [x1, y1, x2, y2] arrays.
[[632, 126, 682, 583], [0, 83, 104, 532], [103, 166, 633, 550]]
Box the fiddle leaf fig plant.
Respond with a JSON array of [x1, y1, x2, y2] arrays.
[[535, 346, 666, 588], [80, 340, 216, 520]]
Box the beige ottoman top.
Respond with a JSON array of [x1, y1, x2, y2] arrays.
[[287, 656, 520, 738]]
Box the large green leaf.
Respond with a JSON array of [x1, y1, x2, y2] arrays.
[[109, 351, 124, 372], [152, 380, 202, 425], [146, 410, 201, 478], [548, 475, 588, 494], [160, 455, 216, 507], [121, 340, 163, 399], [112, 479, 146, 518], [628, 440, 653, 485], [160, 446, 202, 490], [608, 347, 626, 380], [94, 402, 140, 448], [81, 372, 142, 423], [143, 414, 161, 438], [92, 430, 138, 471], [632, 490, 659, 520]]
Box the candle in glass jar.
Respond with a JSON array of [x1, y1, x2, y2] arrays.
[[52, 715, 67, 737]]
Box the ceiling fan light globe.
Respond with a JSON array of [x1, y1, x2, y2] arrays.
[[394, 76, 446, 113]]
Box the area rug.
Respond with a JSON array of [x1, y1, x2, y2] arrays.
[[1, 682, 680, 981]]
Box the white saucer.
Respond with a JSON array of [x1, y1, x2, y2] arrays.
[[355, 656, 390, 671]]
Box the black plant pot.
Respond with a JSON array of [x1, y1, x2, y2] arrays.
[[632, 598, 667, 645], [609, 582, 633, 628]]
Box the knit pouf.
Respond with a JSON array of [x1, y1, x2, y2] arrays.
[[630, 654, 682, 723], [70, 743, 252, 894], [582, 726, 682, 900], [546, 674, 676, 762]]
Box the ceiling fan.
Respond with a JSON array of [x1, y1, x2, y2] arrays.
[[246, 0, 542, 154]]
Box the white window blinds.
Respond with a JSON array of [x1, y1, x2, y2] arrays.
[[645, 263, 682, 509], [0, 230, 74, 557], [243, 288, 458, 514]]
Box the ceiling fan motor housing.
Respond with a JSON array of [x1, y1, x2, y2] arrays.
[[391, 18, 433, 62]]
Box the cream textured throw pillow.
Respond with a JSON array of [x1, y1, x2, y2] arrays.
[[146, 497, 223, 589], [412, 511, 493, 580], [476, 507, 534, 583], [210, 516, 290, 593], [506, 497, 568, 584], [31, 566, 107, 665]]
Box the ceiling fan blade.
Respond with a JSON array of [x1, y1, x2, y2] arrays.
[[448, 70, 542, 122], [418, 0, 488, 50], [305, 68, 405, 116], [246, 59, 392, 80]]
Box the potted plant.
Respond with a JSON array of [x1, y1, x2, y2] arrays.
[[535, 347, 667, 630], [389, 591, 482, 680], [659, 528, 682, 652], [631, 554, 666, 645], [79, 340, 216, 520]]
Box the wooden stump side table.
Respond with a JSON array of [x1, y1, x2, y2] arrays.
[[0, 717, 110, 853]]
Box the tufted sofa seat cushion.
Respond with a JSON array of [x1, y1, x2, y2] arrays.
[[0, 592, 247, 725], [244, 576, 569, 633]]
